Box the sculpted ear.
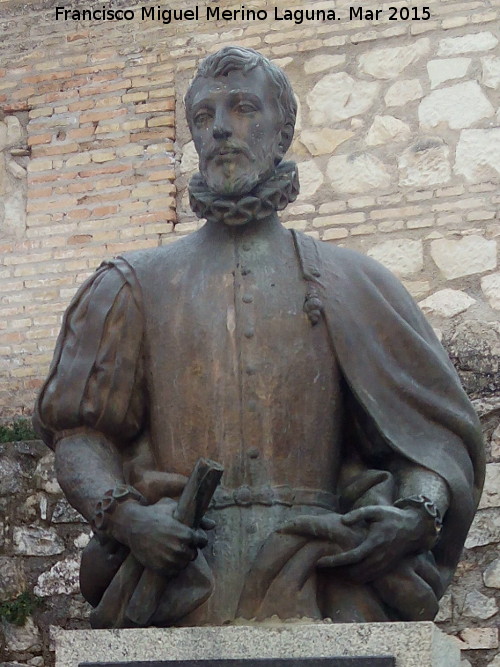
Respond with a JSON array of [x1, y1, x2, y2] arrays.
[[278, 122, 295, 159]]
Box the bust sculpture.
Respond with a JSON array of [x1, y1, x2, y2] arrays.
[[34, 47, 485, 628]]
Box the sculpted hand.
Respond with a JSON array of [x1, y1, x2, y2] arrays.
[[316, 505, 430, 582], [110, 497, 208, 576], [278, 512, 366, 553]]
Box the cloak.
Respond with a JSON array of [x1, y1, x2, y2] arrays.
[[292, 231, 484, 585]]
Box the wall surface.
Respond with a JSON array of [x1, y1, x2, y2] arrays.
[[0, 0, 499, 665]]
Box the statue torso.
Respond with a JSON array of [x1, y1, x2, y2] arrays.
[[133, 219, 344, 492], [127, 219, 344, 623]]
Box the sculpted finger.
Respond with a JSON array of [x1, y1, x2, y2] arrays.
[[316, 539, 380, 568], [278, 516, 322, 538], [192, 528, 208, 549], [342, 507, 382, 526], [200, 517, 216, 530], [348, 551, 394, 582]]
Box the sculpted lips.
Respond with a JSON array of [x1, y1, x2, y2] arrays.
[[207, 142, 253, 162]]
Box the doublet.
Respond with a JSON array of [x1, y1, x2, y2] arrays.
[[35, 217, 484, 625]]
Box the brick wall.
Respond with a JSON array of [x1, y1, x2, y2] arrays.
[[0, 0, 499, 665]]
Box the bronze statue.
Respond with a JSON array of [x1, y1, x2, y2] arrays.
[[34, 47, 485, 629]]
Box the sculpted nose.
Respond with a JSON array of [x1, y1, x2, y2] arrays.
[[213, 109, 231, 140], [213, 123, 231, 140]]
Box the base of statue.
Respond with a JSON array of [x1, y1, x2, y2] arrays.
[[53, 622, 459, 667]]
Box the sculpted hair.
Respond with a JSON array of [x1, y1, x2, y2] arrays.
[[185, 46, 297, 152]]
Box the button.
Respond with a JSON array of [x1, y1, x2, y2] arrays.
[[233, 486, 252, 505], [246, 365, 256, 375], [242, 294, 253, 303], [244, 327, 254, 338], [247, 448, 259, 459], [242, 243, 251, 251]]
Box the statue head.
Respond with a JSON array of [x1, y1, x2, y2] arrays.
[[185, 47, 297, 196]]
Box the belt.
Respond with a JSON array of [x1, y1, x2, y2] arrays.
[[210, 484, 338, 510]]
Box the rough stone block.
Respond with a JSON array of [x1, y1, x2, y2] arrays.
[[358, 39, 430, 79], [53, 623, 460, 667], [419, 82, 494, 130], [438, 32, 498, 56], [455, 129, 500, 183], [367, 239, 423, 277], [430, 236, 497, 280], [307, 73, 379, 125], [427, 58, 471, 89], [327, 153, 391, 194], [419, 289, 475, 319], [385, 79, 423, 107]]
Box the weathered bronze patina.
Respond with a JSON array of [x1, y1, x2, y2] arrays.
[[34, 47, 485, 629]]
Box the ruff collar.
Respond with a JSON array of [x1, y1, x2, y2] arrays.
[[188, 161, 300, 226]]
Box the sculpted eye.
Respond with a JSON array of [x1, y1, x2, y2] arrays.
[[235, 102, 257, 114], [194, 110, 212, 126]]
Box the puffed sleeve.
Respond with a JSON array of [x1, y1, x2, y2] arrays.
[[33, 258, 145, 449]]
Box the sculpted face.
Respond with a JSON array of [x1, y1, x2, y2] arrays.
[[188, 67, 285, 196]]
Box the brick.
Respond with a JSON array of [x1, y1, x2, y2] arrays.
[[27, 133, 52, 146], [313, 213, 363, 227], [122, 91, 149, 103], [134, 129, 175, 142], [66, 209, 91, 221], [66, 153, 92, 167], [93, 205, 118, 217], [122, 119, 146, 131], [32, 143, 79, 157], [370, 206, 423, 221], [26, 196, 78, 213], [148, 197, 176, 211], [30, 186, 53, 199], [323, 228, 349, 240], [130, 212, 172, 225], [67, 234, 93, 245], [378, 220, 405, 232], [442, 16, 469, 29], [66, 127, 96, 140], [147, 116, 174, 128], [351, 224, 378, 236], [78, 164, 130, 178], [117, 145, 144, 157], [148, 169, 176, 182], [119, 200, 148, 214], [90, 150, 116, 163], [407, 218, 434, 229], [68, 100, 95, 112], [29, 107, 54, 119], [95, 123, 122, 134], [347, 196, 376, 209], [149, 87, 175, 99], [467, 210, 496, 221], [94, 177, 122, 190], [135, 100, 175, 113], [80, 108, 127, 123], [318, 201, 347, 215], [28, 158, 53, 172]]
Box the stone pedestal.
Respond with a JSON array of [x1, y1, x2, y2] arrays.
[[54, 622, 460, 667]]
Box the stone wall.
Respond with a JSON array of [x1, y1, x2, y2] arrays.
[[0, 0, 498, 665]]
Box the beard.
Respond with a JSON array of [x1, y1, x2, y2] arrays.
[[200, 140, 277, 196]]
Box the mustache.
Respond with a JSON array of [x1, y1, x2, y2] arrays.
[[206, 140, 254, 162]]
